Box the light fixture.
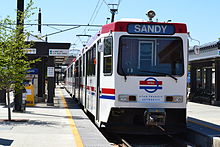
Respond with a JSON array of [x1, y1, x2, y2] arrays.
[[146, 10, 156, 22]]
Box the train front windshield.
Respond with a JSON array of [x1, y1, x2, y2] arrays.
[[118, 36, 184, 76]]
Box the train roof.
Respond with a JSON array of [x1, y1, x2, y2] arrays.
[[101, 20, 187, 34]]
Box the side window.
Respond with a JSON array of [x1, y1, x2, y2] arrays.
[[70, 65, 73, 77], [83, 55, 85, 76], [86, 44, 96, 76], [92, 45, 96, 76], [74, 60, 79, 77], [78, 58, 82, 77], [103, 37, 113, 75], [86, 51, 90, 76]]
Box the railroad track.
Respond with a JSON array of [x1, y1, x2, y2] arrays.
[[120, 134, 194, 147], [121, 139, 132, 147], [101, 129, 195, 147]]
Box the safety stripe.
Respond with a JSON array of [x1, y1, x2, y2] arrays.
[[188, 119, 220, 132], [60, 90, 84, 147]]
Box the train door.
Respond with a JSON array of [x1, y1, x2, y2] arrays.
[[96, 36, 113, 125], [95, 41, 101, 123], [86, 49, 90, 110], [72, 63, 75, 99], [83, 55, 87, 109], [78, 57, 82, 103], [69, 64, 73, 94], [74, 60, 80, 100]]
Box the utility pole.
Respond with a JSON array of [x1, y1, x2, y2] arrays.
[[38, 8, 42, 33], [14, 0, 24, 112], [17, 0, 24, 32]]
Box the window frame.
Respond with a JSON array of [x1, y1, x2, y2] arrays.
[[103, 36, 113, 76]]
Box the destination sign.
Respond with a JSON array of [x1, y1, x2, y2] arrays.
[[127, 24, 175, 35]]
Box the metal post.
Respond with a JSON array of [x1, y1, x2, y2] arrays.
[[215, 60, 220, 104], [109, 4, 118, 23], [190, 64, 197, 94], [47, 57, 55, 106], [37, 59, 44, 101], [0, 90, 6, 105], [198, 68, 203, 88], [205, 68, 212, 92], [110, 9, 117, 22], [56, 72, 59, 85], [42, 58, 46, 98]]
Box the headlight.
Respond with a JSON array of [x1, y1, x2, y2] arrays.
[[118, 95, 136, 102], [165, 96, 183, 103]]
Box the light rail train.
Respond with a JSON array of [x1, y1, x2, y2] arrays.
[[65, 12, 188, 134]]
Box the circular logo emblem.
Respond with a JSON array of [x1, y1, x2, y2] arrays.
[[140, 77, 162, 93]]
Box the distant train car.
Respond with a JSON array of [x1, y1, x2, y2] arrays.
[[64, 63, 74, 96], [65, 11, 188, 134]]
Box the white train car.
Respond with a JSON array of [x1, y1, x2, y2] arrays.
[[67, 14, 188, 134], [64, 63, 74, 96]]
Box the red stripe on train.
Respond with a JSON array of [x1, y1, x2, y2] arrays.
[[91, 87, 95, 91], [102, 88, 115, 94]]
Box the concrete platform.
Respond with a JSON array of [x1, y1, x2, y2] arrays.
[[187, 102, 220, 147], [60, 87, 111, 147], [187, 102, 220, 126], [2, 89, 220, 147], [0, 86, 111, 147]]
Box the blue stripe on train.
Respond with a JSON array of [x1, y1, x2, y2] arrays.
[[100, 95, 115, 100], [139, 86, 162, 89]]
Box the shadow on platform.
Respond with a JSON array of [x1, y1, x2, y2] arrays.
[[0, 119, 59, 127], [24, 111, 89, 120], [0, 138, 13, 146]]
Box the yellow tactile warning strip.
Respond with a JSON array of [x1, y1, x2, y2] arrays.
[[188, 119, 220, 132], [60, 90, 84, 147]]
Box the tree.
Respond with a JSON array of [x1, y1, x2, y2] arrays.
[[0, 0, 39, 121]]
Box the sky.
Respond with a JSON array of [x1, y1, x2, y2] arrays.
[[0, 0, 220, 50]]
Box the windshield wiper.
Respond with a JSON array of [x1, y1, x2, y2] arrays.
[[121, 68, 127, 82], [139, 70, 178, 83]]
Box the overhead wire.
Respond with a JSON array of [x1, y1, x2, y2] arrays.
[[73, 0, 104, 48], [102, 0, 111, 10], [84, 0, 103, 34], [88, 0, 101, 25], [47, 25, 62, 31], [73, 0, 123, 48], [73, 0, 100, 47], [117, 0, 122, 10], [90, 1, 104, 28]]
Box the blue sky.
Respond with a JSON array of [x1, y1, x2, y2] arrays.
[[0, 0, 220, 49]]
